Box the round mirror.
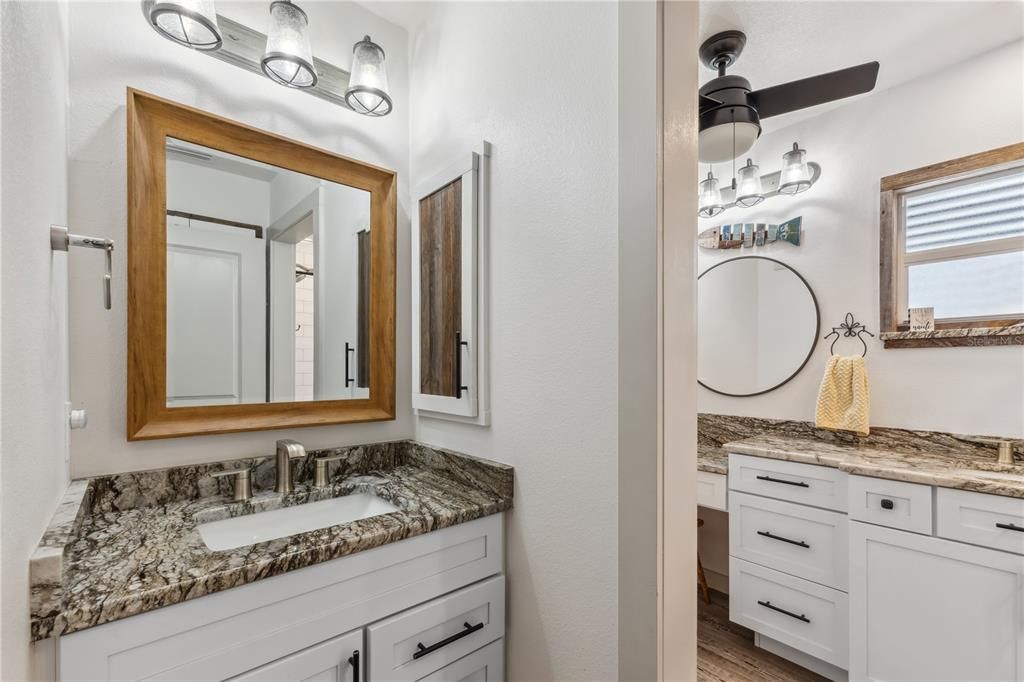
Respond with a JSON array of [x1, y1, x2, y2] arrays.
[[698, 256, 819, 397]]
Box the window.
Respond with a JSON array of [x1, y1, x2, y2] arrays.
[[880, 143, 1024, 347]]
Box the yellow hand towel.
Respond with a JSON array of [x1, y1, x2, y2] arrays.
[[815, 355, 870, 436]]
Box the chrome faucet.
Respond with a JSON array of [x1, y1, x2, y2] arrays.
[[275, 439, 306, 494]]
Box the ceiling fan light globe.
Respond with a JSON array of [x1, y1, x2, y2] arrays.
[[698, 121, 759, 164]]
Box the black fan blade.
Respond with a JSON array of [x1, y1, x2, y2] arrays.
[[749, 61, 879, 119], [699, 94, 721, 112]]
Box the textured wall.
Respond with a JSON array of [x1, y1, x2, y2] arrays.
[[409, 3, 622, 679], [65, 1, 412, 477], [1, 2, 72, 679], [698, 40, 1024, 437]]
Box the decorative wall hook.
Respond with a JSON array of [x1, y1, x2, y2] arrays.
[[824, 312, 874, 357], [50, 225, 114, 310]]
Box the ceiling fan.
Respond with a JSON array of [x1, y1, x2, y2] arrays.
[[698, 30, 879, 163]]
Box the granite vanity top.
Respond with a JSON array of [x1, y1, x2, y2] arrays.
[[697, 444, 728, 475], [30, 441, 513, 641], [725, 434, 1024, 499]]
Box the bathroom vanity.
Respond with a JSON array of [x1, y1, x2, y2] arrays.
[[721, 436, 1024, 681], [31, 441, 512, 681]]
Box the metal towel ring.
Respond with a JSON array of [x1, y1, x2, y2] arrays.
[[824, 312, 874, 357]]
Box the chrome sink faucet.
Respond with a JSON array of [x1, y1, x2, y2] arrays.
[[275, 439, 306, 494]]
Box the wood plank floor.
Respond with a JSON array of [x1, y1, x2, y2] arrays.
[[698, 590, 827, 682]]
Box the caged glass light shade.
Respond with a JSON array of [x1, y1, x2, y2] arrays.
[[148, 0, 222, 50], [779, 143, 812, 195], [735, 158, 765, 207], [698, 171, 725, 219], [345, 36, 392, 116], [261, 0, 317, 88]]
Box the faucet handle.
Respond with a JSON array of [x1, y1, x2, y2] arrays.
[[276, 439, 306, 460], [314, 453, 349, 489], [210, 467, 253, 502], [977, 438, 1017, 466]]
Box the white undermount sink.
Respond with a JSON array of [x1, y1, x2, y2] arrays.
[[197, 493, 400, 551]]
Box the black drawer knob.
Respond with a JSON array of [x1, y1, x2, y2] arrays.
[[880, 499, 894, 510]]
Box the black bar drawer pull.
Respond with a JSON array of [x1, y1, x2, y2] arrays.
[[758, 600, 811, 623], [757, 530, 810, 548], [344, 342, 355, 388], [413, 621, 484, 660], [755, 475, 809, 488], [996, 522, 1024, 532], [348, 649, 360, 681]]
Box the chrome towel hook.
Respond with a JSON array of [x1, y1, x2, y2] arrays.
[[50, 225, 114, 310]]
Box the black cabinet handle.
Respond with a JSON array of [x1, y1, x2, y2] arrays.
[[996, 522, 1024, 532], [348, 649, 360, 681], [344, 342, 355, 388], [757, 530, 810, 548], [413, 621, 484, 660], [454, 332, 469, 399], [880, 498, 894, 510], [756, 475, 809, 488], [758, 600, 810, 623]]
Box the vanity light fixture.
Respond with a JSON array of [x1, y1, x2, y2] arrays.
[[698, 170, 726, 219], [146, 0, 222, 50], [697, 142, 821, 218], [779, 142, 813, 195], [345, 36, 392, 117], [139, 0, 393, 116], [735, 158, 765, 207], [261, 0, 317, 88]]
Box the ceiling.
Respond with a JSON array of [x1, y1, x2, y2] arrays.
[[699, 1, 1024, 131]]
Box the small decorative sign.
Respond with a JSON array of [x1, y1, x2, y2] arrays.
[[698, 217, 802, 250], [909, 307, 935, 331]]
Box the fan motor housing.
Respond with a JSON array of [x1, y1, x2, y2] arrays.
[[699, 76, 762, 162]]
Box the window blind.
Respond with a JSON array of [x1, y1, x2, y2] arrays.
[[905, 166, 1024, 253]]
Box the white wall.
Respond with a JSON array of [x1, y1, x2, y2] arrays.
[[409, 3, 621, 679], [0, 2, 71, 679], [66, 1, 411, 477], [698, 40, 1024, 437]]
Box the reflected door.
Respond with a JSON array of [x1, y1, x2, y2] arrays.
[[166, 216, 266, 405]]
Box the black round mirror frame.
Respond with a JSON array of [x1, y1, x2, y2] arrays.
[[697, 255, 821, 398]]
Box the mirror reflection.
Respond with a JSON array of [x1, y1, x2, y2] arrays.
[[165, 138, 370, 406], [697, 256, 819, 397]]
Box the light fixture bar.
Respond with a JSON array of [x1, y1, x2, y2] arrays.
[[714, 162, 821, 213], [140, 1, 356, 111]]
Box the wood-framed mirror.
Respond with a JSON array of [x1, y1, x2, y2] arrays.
[[127, 89, 395, 440]]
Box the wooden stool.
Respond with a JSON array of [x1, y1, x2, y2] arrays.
[[697, 518, 711, 605]]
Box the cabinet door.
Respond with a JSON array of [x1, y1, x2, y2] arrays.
[[850, 522, 1024, 681], [230, 628, 363, 682]]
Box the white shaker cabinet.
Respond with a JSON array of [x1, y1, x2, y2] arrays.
[[849, 521, 1024, 681], [231, 628, 363, 682]]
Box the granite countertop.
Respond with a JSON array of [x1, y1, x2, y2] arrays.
[[30, 441, 513, 641], [725, 434, 1024, 499], [697, 444, 728, 475]]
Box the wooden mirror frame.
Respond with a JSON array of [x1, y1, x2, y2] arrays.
[[127, 89, 395, 440]]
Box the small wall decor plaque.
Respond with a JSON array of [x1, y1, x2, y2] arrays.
[[698, 216, 802, 250], [909, 307, 935, 331]]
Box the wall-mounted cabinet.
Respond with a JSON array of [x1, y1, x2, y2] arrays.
[[412, 143, 491, 424]]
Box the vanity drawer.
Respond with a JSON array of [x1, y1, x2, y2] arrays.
[[729, 454, 847, 511], [368, 576, 504, 681], [697, 471, 728, 511], [730, 557, 849, 669], [416, 639, 503, 682], [729, 491, 848, 590], [848, 476, 933, 535], [936, 488, 1024, 555]]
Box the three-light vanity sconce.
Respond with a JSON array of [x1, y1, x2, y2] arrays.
[[143, 0, 392, 116], [698, 143, 821, 218]]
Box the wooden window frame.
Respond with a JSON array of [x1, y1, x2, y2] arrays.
[[127, 89, 396, 439], [879, 142, 1024, 348]]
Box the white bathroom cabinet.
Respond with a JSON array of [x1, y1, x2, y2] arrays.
[[849, 521, 1024, 681], [729, 453, 1024, 682], [57, 514, 505, 681]]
